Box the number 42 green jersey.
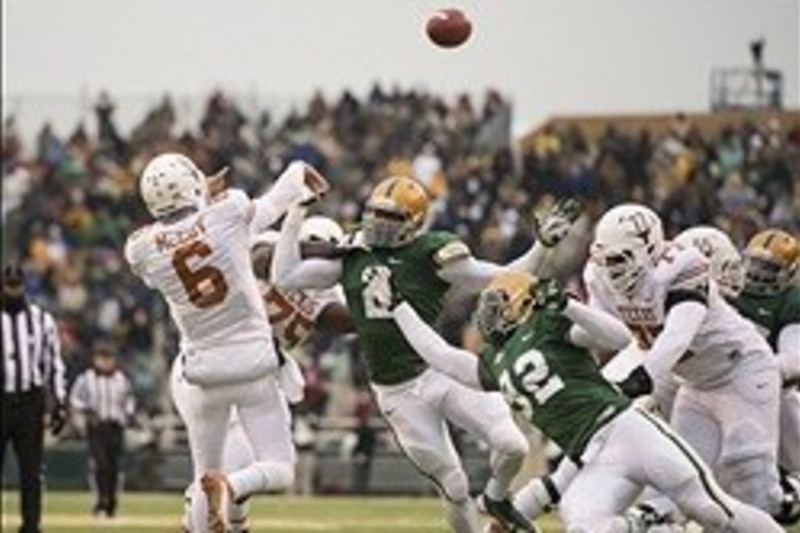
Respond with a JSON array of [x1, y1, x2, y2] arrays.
[[479, 309, 630, 462]]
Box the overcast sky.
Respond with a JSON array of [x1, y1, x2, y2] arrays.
[[3, 0, 798, 140]]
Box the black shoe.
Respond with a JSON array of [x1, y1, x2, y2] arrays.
[[477, 494, 537, 532], [775, 472, 800, 526]]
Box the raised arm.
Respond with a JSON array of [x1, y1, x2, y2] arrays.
[[392, 302, 483, 389], [247, 161, 328, 233], [438, 198, 581, 294], [271, 204, 343, 290]]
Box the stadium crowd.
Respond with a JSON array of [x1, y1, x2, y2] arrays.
[[2, 86, 799, 421]]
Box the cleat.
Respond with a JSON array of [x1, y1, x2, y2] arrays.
[[201, 471, 231, 533], [775, 472, 800, 525], [625, 503, 684, 532], [477, 493, 538, 532]]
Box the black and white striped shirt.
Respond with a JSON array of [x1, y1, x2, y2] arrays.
[[70, 369, 135, 425], [2, 302, 66, 401]]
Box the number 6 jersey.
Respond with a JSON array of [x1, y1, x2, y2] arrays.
[[125, 190, 272, 352]]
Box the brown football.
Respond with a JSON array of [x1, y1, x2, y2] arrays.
[[426, 8, 472, 48]]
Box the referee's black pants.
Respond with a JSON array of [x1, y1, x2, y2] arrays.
[[1, 389, 45, 533], [87, 421, 123, 516]]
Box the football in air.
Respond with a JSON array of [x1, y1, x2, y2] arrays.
[[426, 8, 472, 48]]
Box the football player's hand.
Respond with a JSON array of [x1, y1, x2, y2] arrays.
[[531, 278, 569, 312], [298, 164, 329, 207], [206, 166, 230, 199], [49, 403, 68, 436], [532, 198, 581, 248], [616, 366, 653, 398]]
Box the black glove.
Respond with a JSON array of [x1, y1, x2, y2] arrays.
[[50, 403, 68, 436], [532, 198, 582, 248], [616, 366, 654, 398], [531, 278, 569, 312]]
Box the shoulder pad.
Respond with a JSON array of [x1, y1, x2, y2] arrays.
[[124, 226, 152, 266], [127, 224, 152, 242], [657, 245, 710, 292], [209, 188, 250, 216], [433, 240, 471, 267]]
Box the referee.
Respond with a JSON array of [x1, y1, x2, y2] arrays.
[[69, 345, 135, 518], [1, 262, 67, 533]]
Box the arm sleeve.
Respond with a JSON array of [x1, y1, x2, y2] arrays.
[[44, 312, 66, 404], [777, 323, 800, 382], [393, 302, 483, 389], [642, 300, 707, 379], [249, 161, 309, 233], [436, 242, 549, 295], [437, 256, 506, 293], [505, 240, 549, 275], [271, 204, 342, 289], [564, 299, 633, 352]]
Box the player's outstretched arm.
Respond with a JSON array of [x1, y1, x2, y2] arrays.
[[248, 161, 327, 233], [271, 204, 343, 290], [392, 302, 483, 389], [564, 299, 633, 352], [437, 198, 581, 294]]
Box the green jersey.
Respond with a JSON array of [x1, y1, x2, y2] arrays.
[[733, 286, 800, 351], [479, 309, 630, 461], [341, 232, 468, 385]]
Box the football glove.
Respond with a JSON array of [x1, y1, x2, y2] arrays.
[[531, 278, 569, 312], [616, 365, 654, 398], [532, 198, 581, 248]]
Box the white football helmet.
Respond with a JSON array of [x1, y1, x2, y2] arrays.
[[590, 204, 665, 296], [139, 153, 208, 218], [299, 216, 344, 245], [674, 226, 744, 298]]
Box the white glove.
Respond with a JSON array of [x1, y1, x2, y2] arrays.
[[532, 198, 581, 248]]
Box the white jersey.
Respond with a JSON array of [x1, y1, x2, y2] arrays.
[[258, 280, 345, 349], [125, 189, 272, 352], [585, 243, 771, 386]]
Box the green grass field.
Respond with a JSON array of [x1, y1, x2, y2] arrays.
[[3, 491, 799, 532], [1, 491, 560, 532]]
